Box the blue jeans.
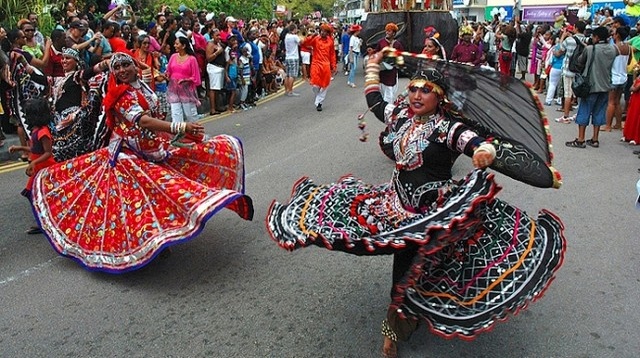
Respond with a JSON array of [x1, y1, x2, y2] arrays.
[[348, 53, 359, 84], [575, 92, 608, 126]]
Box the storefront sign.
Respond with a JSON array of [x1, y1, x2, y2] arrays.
[[485, 6, 513, 22], [522, 6, 567, 22], [591, 2, 626, 15]]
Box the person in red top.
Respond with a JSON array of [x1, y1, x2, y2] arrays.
[[374, 22, 404, 103], [450, 27, 482, 66], [44, 29, 66, 78], [302, 24, 337, 111], [104, 22, 131, 55], [8, 98, 57, 234]]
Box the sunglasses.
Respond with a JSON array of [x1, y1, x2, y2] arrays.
[[408, 86, 432, 95], [24, 29, 35, 32]]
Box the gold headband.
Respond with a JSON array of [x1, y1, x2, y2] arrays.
[[408, 79, 444, 96]]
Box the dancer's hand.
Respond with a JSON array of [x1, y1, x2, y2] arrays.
[[472, 143, 496, 169], [25, 163, 34, 176], [186, 122, 204, 135]]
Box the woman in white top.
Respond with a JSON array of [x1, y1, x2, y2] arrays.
[[605, 26, 630, 131], [347, 24, 362, 88]]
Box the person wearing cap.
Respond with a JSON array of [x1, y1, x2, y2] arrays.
[[565, 26, 619, 149], [375, 22, 404, 103], [347, 24, 362, 88], [302, 23, 337, 111], [220, 16, 244, 44], [66, 20, 101, 61]]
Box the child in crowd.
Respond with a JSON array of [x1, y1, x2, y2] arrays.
[[225, 36, 240, 113], [154, 43, 170, 120], [8, 98, 57, 234], [238, 46, 252, 110]]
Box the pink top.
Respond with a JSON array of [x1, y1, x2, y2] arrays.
[[149, 36, 161, 52], [166, 54, 201, 104]]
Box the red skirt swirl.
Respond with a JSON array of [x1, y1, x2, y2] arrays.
[[31, 134, 253, 273]]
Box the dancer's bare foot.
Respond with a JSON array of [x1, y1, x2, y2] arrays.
[[382, 336, 397, 358]]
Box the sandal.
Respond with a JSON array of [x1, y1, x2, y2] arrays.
[[26, 226, 42, 235], [19, 156, 29, 162], [565, 139, 586, 148], [586, 139, 599, 148]]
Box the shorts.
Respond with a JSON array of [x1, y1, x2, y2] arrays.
[[300, 51, 311, 65], [563, 75, 574, 98], [225, 77, 238, 90], [517, 55, 528, 73], [575, 92, 608, 126], [284, 58, 299, 78], [207, 64, 225, 90]]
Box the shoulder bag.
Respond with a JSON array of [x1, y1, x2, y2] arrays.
[[572, 44, 595, 98]]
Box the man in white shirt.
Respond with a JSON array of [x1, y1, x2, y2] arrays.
[[283, 24, 301, 96]]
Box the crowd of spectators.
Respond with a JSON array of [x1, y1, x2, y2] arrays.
[[0, 3, 352, 156]]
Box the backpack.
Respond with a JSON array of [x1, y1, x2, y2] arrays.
[[568, 36, 586, 73]]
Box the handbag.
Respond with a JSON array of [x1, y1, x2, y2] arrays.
[[628, 46, 638, 74], [572, 44, 595, 98]]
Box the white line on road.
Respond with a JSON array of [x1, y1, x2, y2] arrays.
[[1, 141, 321, 285], [0, 258, 58, 287], [245, 141, 322, 179]]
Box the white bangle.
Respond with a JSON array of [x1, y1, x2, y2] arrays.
[[474, 143, 496, 159]]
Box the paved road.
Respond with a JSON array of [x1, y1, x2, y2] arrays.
[[0, 75, 638, 358]]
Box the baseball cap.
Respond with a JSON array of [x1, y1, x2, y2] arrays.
[[205, 13, 215, 22], [69, 20, 87, 29], [226, 16, 237, 23]]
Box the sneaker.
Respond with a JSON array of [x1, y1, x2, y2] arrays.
[[240, 103, 249, 110], [555, 98, 562, 105], [288, 92, 300, 97], [554, 116, 571, 124], [316, 103, 322, 111], [344, 71, 349, 76], [544, 101, 552, 106]]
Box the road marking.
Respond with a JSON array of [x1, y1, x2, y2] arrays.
[[0, 258, 57, 287], [0, 161, 27, 174], [245, 141, 322, 179]]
